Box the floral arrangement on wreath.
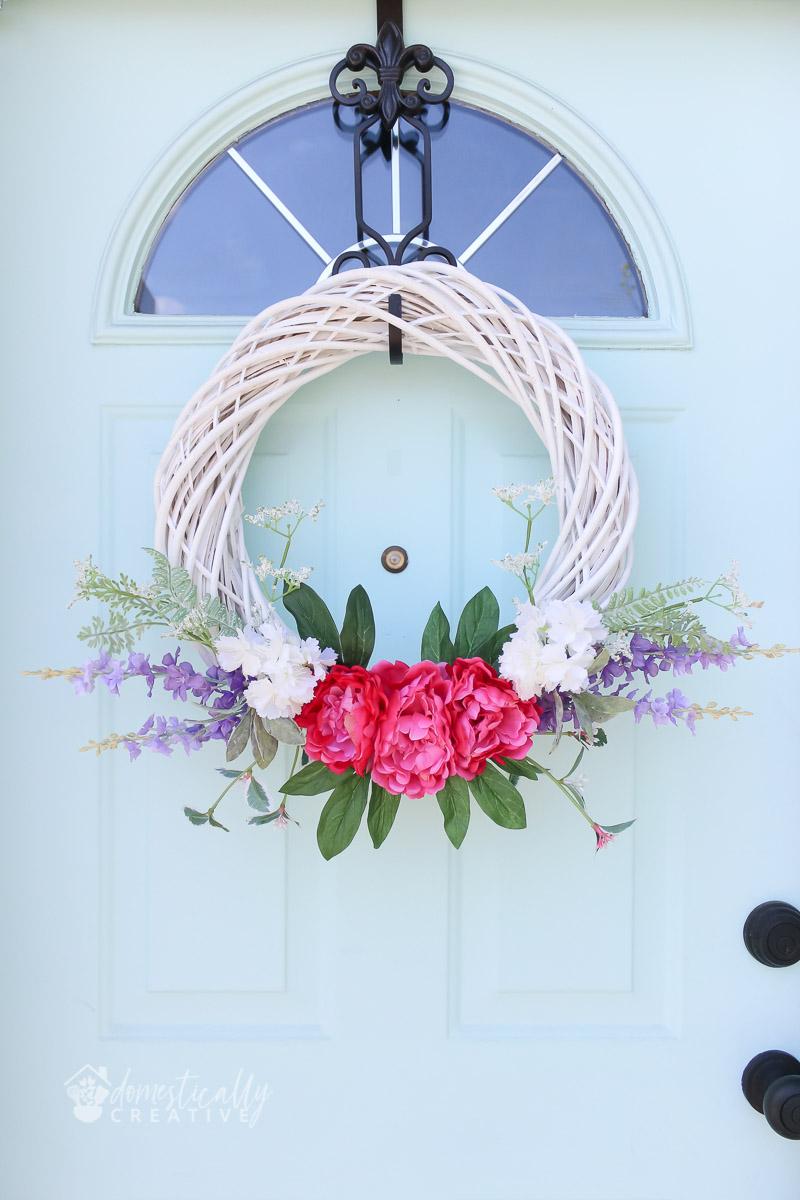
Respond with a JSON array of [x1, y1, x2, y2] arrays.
[[28, 480, 793, 859]]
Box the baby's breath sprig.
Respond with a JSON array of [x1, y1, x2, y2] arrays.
[[491, 546, 547, 604], [491, 478, 556, 602], [244, 500, 324, 605]]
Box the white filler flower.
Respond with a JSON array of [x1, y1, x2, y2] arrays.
[[498, 597, 608, 698], [215, 617, 337, 720]]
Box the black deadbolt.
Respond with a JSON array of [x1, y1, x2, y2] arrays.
[[743, 901, 800, 967]]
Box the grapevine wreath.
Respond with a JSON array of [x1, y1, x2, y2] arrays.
[[30, 263, 791, 857]]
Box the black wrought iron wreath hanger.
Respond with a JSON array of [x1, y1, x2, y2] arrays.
[[329, 0, 457, 363]]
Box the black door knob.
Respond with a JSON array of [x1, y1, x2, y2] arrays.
[[742, 1050, 800, 1139], [743, 901, 800, 967]]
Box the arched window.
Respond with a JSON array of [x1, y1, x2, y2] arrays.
[[135, 99, 646, 320]]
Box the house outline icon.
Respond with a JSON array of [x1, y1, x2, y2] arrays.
[[64, 1065, 111, 1123], [64, 1064, 110, 1089]]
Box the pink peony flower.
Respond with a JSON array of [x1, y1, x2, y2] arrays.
[[447, 657, 541, 780], [295, 665, 384, 775], [371, 660, 454, 798]]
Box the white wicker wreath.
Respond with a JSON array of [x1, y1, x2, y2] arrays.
[[154, 261, 639, 618]]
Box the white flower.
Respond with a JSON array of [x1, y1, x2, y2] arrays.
[[531, 476, 557, 504], [221, 615, 338, 720], [244, 667, 316, 720], [492, 478, 557, 507], [564, 772, 589, 797], [561, 650, 596, 693], [299, 637, 338, 679], [513, 601, 548, 639], [538, 643, 596, 693], [215, 627, 267, 677], [245, 499, 324, 527], [491, 548, 545, 574], [498, 634, 548, 700], [721, 559, 740, 592], [255, 619, 336, 674], [604, 630, 633, 659], [251, 557, 313, 587], [543, 598, 608, 656], [73, 556, 92, 587], [492, 483, 522, 503], [497, 595, 602, 699], [498, 634, 595, 697]]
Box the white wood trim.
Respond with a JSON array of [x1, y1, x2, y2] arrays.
[[91, 52, 692, 350]]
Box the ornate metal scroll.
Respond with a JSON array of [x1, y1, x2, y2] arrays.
[[329, 19, 457, 276]]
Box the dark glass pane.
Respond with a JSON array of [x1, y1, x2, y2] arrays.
[[137, 99, 646, 319], [426, 107, 646, 317], [137, 150, 327, 315]]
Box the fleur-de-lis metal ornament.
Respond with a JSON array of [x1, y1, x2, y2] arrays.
[[329, 19, 457, 277], [330, 19, 454, 131]]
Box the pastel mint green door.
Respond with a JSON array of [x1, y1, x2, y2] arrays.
[[3, 3, 799, 1199]]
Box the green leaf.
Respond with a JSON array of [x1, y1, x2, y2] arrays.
[[468, 762, 527, 830], [208, 813, 230, 832], [574, 693, 637, 724], [586, 646, 610, 677], [77, 611, 141, 655], [339, 585, 375, 668], [496, 756, 540, 781], [552, 688, 564, 748], [144, 548, 196, 607], [570, 695, 595, 738], [216, 768, 244, 779], [263, 717, 305, 745], [251, 716, 279, 768], [420, 602, 455, 663], [453, 587, 500, 659], [474, 623, 516, 666], [184, 807, 209, 826], [247, 776, 271, 813], [249, 809, 282, 827], [599, 819, 636, 835], [367, 783, 401, 848], [225, 710, 252, 761], [281, 759, 347, 795], [602, 577, 709, 634], [436, 776, 470, 848], [316, 773, 370, 860], [283, 583, 342, 659]]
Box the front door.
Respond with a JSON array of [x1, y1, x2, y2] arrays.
[[3, 3, 798, 1198]]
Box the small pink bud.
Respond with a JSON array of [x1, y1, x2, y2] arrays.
[[592, 824, 615, 852]]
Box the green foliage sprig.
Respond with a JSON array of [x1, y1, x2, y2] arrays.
[[72, 550, 242, 654]]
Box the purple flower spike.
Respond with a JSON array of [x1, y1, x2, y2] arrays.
[[634, 688, 694, 733]]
